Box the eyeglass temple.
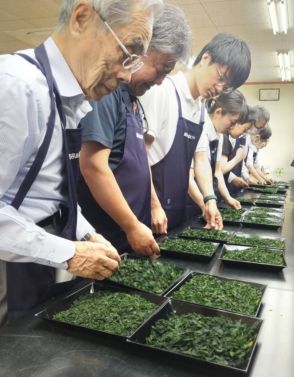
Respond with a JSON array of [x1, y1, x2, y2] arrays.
[[102, 19, 131, 58]]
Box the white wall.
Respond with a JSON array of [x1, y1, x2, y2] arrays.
[[240, 83, 294, 181]]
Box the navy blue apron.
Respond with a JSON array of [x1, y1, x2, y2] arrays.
[[6, 44, 81, 319], [224, 135, 246, 196], [151, 80, 204, 229], [78, 85, 151, 252]]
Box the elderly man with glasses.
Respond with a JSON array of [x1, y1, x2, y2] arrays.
[[0, 0, 163, 323], [78, 4, 191, 257]]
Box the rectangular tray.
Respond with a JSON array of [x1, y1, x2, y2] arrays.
[[253, 200, 285, 208], [241, 217, 283, 230], [35, 281, 167, 340], [219, 245, 287, 271], [226, 232, 286, 251], [128, 299, 262, 374], [159, 238, 221, 261], [165, 271, 266, 317], [106, 253, 188, 296], [178, 226, 234, 243]]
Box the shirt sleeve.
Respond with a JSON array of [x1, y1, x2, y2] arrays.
[[246, 146, 254, 166], [196, 124, 209, 152], [0, 70, 75, 268], [242, 161, 249, 180], [81, 90, 121, 148], [222, 134, 232, 157]]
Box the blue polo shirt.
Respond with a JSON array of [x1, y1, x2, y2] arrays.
[[81, 84, 130, 170]]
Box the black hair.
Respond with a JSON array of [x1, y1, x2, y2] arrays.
[[258, 125, 272, 140], [206, 89, 248, 124], [193, 33, 251, 89]]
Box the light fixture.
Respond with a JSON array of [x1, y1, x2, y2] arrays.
[[277, 52, 292, 81], [267, 0, 288, 34]]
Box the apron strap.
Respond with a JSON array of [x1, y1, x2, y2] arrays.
[[167, 77, 183, 118], [11, 47, 58, 209]]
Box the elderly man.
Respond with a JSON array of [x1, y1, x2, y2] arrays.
[[78, 4, 191, 256], [0, 0, 162, 322]]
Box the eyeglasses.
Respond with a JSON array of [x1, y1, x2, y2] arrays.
[[215, 65, 233, 94], [101, 17, 144, 74]]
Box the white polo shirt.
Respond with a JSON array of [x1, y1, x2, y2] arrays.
[[196, 115, 223, 162], [140, 71, 205, 166]]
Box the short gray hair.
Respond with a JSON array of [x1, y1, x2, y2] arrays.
[[58, 0, 163, 28], [255, 106, 270, 122], [148, 4, 191, 62]]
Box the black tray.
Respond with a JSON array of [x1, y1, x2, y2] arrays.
[[219, 245, 287, 271], [159, 237, 221, 261], [226, 232, 286, 251], [165, 271, 266, 317], [35, 281, 167, 340], [128, 299, 262, 374], [178, 226, 234, 243], [253, 200, 285, 208], [240, 216, 283, 230], [107, 253, 188, 296]]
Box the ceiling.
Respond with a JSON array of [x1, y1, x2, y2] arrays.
[[0, 0, 293, 83]]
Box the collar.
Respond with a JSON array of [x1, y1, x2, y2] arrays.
[[171, 71, 202, 105], [44, 37, 86, 101]]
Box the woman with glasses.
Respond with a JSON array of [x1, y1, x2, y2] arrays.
[[141, 33, 251, 232], [0, 0, 163, 322], [78, 4, 191, 256]]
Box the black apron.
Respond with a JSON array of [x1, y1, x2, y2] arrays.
[[151, 80, 204, 229], [224, 135, 246, 196], [6, 44, 81, 320], [78, 86, 151, 252]]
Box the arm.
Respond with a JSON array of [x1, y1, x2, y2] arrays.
[[80, 141, 159, 257], [145, 133, 168, 234], [221, 147, 246, 174], [215, 161, 241, 209], [188, 169, 205, 215], [194, 151, 223, 230]]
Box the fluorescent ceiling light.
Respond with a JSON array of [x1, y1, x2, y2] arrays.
[[277, 52, 292, 81], [267, 0, 288, 34]]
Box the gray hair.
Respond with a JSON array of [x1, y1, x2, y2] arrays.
[[58, 0, 163, 28], [148, 4, 191, 63], [255, 106, 270, 122]]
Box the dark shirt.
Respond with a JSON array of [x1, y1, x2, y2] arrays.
[[81, 84, 129, 170]]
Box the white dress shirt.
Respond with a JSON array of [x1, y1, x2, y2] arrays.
[[140, 71, 205, 166], [0, 38, 94, 269]]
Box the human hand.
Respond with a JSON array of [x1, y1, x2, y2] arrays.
[[151, 205, 168, 234], [204, 200, 223, 230], [231, 177, 249, 188], [127, 221, 160, 257], [226, 197, 241, 209], [68, 241, 121, 280]]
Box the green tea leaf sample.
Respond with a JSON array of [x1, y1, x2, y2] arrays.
[[228, 234, 285, 250], [219, 208, 246, 221], [146, 312, 258, 368], [172, 274, 263, 315], [160, 238, 216, 256], [109, 259, 183, 294], [53, 291, 157, 336], [179, 228, 231, 242], [222, 247, 284, 265]]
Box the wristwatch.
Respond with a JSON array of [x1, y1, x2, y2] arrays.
[[81, 232, 92, 241]]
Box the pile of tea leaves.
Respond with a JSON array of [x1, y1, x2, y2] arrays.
[[222, 247, 284, 265], [146, 312, 258, 368], [53, 291, 157, 336], [172, 274, 263, 315], [250, 187, 279, 194], [160, 238, 216, 256], [219, 208, 246, 221], [179, 228, 232, 242], [242, 214, 282, 226], [109, 258, 183, 294], [228, 234, 285, 250]]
